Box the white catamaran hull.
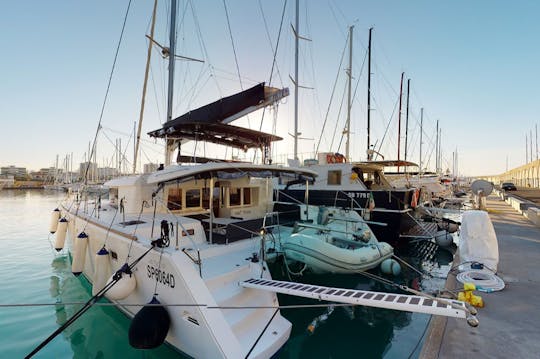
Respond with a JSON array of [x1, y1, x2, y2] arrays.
[[63, 208, 290, 359]]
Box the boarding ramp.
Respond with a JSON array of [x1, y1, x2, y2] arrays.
[[241, 278, 477, 324]]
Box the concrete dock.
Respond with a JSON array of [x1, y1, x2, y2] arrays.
[[420, 194, 540, 359]]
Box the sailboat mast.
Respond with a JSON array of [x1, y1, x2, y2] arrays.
[[165, 0, 177, 166], [435, 119, 439, 173], [293, 0, 299, 161], [367, 28, 372, 160], [404, 78, 410, 162], [345, 25, 353, 162], [419, 107, 423, 175], [397, 72, 404, 164], [133, 0, 158, 173]]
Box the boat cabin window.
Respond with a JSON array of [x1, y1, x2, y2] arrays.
[[186, 188, 202, 208], [327, 170, 342, 185], [243, 187, 251, 205], [229, 188, 241, 206], [228, 187, 256, 207], [168, 188, 182, 211]]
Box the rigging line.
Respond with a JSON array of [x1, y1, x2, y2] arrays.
[[316, 36, 349, 154], [3, 302, 394, 310], [101, 206, 120, 248], [188, 0, 222, 96], [373, 95, 399, 156], [254, 0, 287, 162], [258, 0, 285, 87], [100, 129, 133, 167], [149, 64, 163, 126], [222, 0, 250, 129], [333, 79, 349, 153], [126, 200, 149, 261], [245, 309, 279, 359], [83, 0, 133, 186]]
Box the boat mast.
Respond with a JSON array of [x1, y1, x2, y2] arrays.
[[405, 78, 410, 163], [345, 25, 353, 162], [293, 0, 299, 161], [165, 0, 177, 166], [367, 28, 373, 160], [435, 119, 439, 174], [397, 72, 404, 168], [419, 107, 423, 175], [133, 0, 158, 173]]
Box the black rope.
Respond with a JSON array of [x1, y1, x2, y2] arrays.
[[245, 308, 279, 359], [25, 243, 154, 358]]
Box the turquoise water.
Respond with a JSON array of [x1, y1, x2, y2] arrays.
[[0, 190, 435, 358]]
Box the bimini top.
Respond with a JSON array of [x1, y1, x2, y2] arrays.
[[147, 162, 317, 185], [147, 83, 288, 150]]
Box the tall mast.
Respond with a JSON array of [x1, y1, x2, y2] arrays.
[[367, 27, 372, 160], [534, 124, 538, 161], [404, 78, 410, 162], [133, 0, 158, 173], [531, 129, 534, 164], [345, 25, 353, 161], [435, 119, 439, 173], [165, 0, 177, 166], [293, 0, 299, 160], [526, 133, 528, 163], [419, 107, 423, 175], [397, 72, 404, 164]]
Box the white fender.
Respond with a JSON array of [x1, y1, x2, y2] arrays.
[[49, 208, 61, 234], [71, 232, 88, 276], [54, 218, 68, 251], [92, 247, 111, 296], [106, 265, 137, 300]]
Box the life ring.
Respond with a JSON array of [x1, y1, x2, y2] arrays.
[[411, 188, 420, 208]]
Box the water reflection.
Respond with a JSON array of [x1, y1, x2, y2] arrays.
[[47, 254, 180, 358]]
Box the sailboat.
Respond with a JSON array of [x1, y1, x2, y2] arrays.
[[34, 3, 478, 358], [280, 24, 420, 247]]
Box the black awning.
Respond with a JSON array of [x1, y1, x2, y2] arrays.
[[149, 83, 267, 138], [159, 122, 282, 151]]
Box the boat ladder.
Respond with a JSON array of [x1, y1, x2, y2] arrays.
[[241, 278, 478, 326]]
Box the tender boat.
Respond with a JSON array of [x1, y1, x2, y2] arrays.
[[278, 205, 393, 274]]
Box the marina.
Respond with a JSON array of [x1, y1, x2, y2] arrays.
[[2, 1, 540, 358]]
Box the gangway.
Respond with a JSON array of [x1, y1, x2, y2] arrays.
[[241, 278, 478, 326]]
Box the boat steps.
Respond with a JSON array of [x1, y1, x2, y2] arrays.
[[240, 278, 476, 322]]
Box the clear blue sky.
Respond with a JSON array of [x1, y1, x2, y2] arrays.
[[1, 0, 539, 176]]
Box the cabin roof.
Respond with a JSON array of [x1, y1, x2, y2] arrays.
[[147, 163, 317, 184], [352, 160, 418, 170]]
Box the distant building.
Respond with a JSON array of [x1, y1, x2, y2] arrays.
[[1, 166, 27, 180], [144, 163, 159, 174], [0, 175, 15, 187], [79, 162, 98, 180], [31, 167, 60, 181], [98, 167, 119, 180]]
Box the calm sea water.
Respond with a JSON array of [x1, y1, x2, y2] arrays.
[[0, 190, 437, 358]]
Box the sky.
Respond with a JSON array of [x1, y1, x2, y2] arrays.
[[1, 0, 539, 176]]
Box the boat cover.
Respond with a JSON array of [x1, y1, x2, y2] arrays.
[[459, 210, 499, 271]]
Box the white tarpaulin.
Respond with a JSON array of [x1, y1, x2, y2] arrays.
[[458, 210, 499, 272]]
